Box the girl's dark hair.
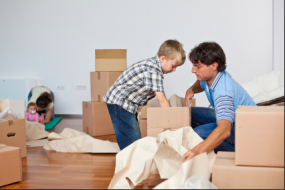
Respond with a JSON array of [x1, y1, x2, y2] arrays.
[[189, 42, 227, 72], [36, 92, 53, 109]]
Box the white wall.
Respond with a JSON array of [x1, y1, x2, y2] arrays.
[[273, 0, 284, 70], [0, 0, 273, 114]]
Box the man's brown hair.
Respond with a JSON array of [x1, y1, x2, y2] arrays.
[[189, 42, 227, 72], [157, 40, 186, 65]]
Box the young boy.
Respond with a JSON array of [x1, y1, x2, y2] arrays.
[[183, 42, 256, 161], [104, 40, 186, 150]]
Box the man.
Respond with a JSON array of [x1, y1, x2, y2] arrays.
[[183, 42, 256, 161]]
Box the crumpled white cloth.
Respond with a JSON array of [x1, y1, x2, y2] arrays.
[[108, 127, 216, 189], [26, 121, 50, 141], [43, 128, 120, 153], [242, 70, 284, 104]]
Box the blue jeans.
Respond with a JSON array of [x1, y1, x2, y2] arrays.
[[106, 104, 141, 150], [191, 107, 235, 153], [28, 89, 55, 120]]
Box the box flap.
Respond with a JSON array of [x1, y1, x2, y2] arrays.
[[95, 49, 127, 59]]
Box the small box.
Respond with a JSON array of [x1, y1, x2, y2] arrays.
[[138, 115, 147, 138], [90, 72, 123, 102], [95, 49, 127, 72], [0, 119, 27, 158], [212, 151, 284, 189], [82, 102, 115, 136], [0, 144, 22, 187], [235, 106, 284, 167], [147, 107, 190, 129]]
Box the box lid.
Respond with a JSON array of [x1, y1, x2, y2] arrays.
[[95, 49, 126, 59]]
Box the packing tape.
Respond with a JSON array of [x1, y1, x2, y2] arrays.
[[98, 72, 101, 80], [8, 120, 13, 126]]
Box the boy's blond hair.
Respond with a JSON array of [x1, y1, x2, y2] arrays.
[[157, 40, 186, 65]]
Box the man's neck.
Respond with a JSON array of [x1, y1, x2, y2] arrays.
[[206, 71, 219, 89]]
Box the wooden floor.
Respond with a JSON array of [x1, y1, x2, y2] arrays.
[[1, 118, 150, 189]]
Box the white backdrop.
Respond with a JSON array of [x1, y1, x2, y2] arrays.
[[0, 0, 273, 114]]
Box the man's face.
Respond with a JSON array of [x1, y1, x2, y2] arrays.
[[160, 56, 179, 74], [191, 61, 216, 81]]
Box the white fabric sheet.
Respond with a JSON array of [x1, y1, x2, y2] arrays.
[[43, 128, 120, 153], [26, 121, 50, 141], [108, 127, 216, 189]]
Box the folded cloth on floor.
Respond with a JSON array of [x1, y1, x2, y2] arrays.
[[43, 128, 120, 153], [108, 127, 216, 189], [26, 121, 50, 141], [26, 139, 49, 147]]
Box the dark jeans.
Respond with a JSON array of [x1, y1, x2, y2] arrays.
[[106, 104, 141, 150], [191, 107, 235, 153], [28, 89, 55, 120]]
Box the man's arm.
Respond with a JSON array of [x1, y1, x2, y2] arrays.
[[183, 120, 232, 160], [185, 80, 204, 107], [155, 92, 171, 108], [40, 107, 53, 124]]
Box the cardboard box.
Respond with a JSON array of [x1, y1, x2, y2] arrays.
[[0, 99, 26, 119], [82, 102, 115, 136], [138, 115, 147, 138], [0, 119, 27, 158], [90, 72, 123, 102], [95, 49, 127, 72], [0, 144, 22, 187], [235, 106, 284, 167], [147, 107, 190, 129], [212, 151, 284, 189]]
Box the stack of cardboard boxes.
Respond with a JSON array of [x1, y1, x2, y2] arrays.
[[0, 99, 26, 187], [138, 94, 196, 138], [82, 49, 127, 137], [213, 106, 284, 189]]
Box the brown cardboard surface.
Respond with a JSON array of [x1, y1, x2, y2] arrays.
[[139, 118, 147, 138], [0, 119, 27, 158], [147, 107, 190, 130], [82, 102, 115, 136], [0, 145, 22, 187], [212, 151, 284, 189], [90, 72, 122, 102], [235, 106, 284, 167], [141, 104, 150, 119], [95, 49, 127, 71]]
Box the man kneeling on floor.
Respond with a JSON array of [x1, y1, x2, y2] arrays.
[[183, 42, 256, 161]]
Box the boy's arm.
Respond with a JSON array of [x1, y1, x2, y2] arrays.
[[155, 92, 170, 107], [185, 80, 204, 107]]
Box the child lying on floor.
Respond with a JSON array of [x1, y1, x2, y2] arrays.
[[26, 102, 44, 123]]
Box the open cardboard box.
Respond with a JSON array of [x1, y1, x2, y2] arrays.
[[95, 49, 127, 72], [0, 99, 27, 158], [90, 72, 123, 102], [146, 95, 195, 138], [0, 144, 22, 187]]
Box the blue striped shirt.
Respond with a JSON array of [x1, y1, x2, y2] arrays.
[[200, 71, 256, 124]]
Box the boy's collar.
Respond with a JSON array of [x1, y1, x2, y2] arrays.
[[155, 55, 164, 74]]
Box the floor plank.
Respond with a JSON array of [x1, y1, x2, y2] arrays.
[[0, 118, 151, 189]]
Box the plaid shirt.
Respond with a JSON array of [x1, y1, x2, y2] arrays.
[[104, 56, 164, 114]]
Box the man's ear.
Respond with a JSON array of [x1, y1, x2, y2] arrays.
[[212, 62, 218, 71]]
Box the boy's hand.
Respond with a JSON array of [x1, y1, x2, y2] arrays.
[[155, 92, 170, 107], [185, 88, 194, 107]]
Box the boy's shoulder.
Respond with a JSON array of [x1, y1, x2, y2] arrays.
[[130, 56, 163, 74]]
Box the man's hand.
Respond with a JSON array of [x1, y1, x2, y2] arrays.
[[183, 148, 200, 161], [185, 88, 195, 107]]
